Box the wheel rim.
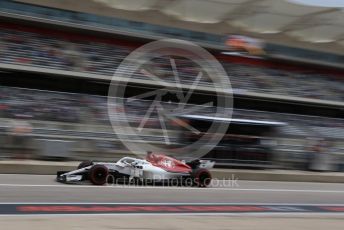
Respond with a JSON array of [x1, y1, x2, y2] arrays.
[[198, 172, 211, 187], [90, 166, 108, 185], [94, 168, 106, 180]]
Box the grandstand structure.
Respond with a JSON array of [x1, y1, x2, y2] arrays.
[[2, 0, 343, 64], [0, 0, 343, 170]]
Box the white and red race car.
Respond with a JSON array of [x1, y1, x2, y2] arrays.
[[56, 153, 214, 187]]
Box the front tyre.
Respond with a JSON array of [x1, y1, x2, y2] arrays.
[[192, 168, 212, 187], [89, 165, 108, 185]]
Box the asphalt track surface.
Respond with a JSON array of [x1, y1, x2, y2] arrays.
[[0, 174, 344, 204], [1, 174, 344, 230]]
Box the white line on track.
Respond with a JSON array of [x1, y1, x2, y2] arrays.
[[1, 213, 344, 217], [0, 183, 343, 193]]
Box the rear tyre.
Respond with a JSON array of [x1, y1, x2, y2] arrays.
[[77, 160, 94, 169], [89, 165, 108, 185], [191, 168, 212, 187]]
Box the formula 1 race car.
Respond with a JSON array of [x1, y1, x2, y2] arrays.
[[56, 153, 214, 187]]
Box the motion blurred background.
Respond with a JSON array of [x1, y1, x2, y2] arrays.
[[0, 0, 343, 172]]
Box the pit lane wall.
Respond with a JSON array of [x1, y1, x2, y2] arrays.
[[1, 160, 344, 183]]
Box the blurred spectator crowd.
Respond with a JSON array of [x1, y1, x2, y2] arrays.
[[0, 86, 81, 123], [0, 28, 343, 102], [0, 86, 343, 140]]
